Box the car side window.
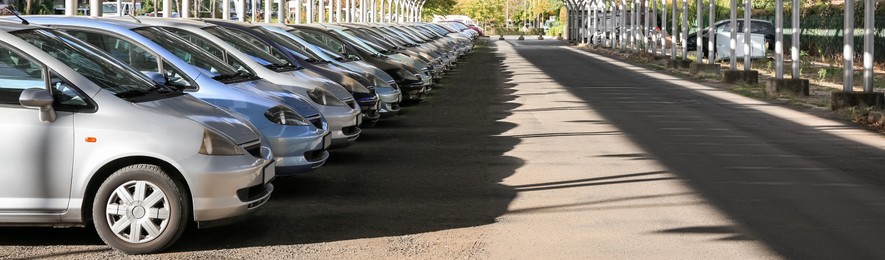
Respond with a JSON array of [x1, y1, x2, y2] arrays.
[[49, 72, 94, 111], [751, 22, 773, 34], [64, 30, 160, 74], [716, 23, 730, 33], [0, 47, 45, 106], [161, 61, 195, 89]]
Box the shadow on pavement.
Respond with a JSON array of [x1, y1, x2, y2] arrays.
[[511, 41, 885, 258], [0, 39, 524, 256]]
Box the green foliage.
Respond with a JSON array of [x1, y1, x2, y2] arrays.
[[817, 67, 828, 82], [423, 0, 458, 19], [546, 20, 562, 36], [455, 0, 505, 26]]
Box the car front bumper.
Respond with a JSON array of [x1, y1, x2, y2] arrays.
[[182, 145, 275, 227]]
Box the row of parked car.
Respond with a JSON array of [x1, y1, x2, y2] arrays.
[[0, 13, 479, 254]]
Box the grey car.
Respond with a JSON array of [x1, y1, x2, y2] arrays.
[[122, 17, 365, 146], [258, 24, 403, 117], [12, 16, 342, 172], [0, 22, 274, 254]]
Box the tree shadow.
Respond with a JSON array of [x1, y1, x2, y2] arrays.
[[513, 43, 885, 259], [0, 39, 524, 256]]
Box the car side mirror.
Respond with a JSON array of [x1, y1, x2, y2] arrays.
[[145, 71, 167, 85], [19, 88, 56, 122]]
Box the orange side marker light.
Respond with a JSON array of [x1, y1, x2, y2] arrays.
[[85, 137, 97, 143]]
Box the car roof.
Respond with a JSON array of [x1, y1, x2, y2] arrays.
[[112, 16, 216, 29], [16, 15, 150, 30], [0, 20, 40, 32]]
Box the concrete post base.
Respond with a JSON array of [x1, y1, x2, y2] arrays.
[[557, 36, 564, 40], [667, 59, 693, 69], [722, 70, 759, 84], [868, 111, 885, 125], [518, 35, 525, 41], [689, 63, 721, 77], [831, 91, 885, 110], [766, 78, 809, 97], [651, 56, 669, 66], [499, 35, 505, 40]]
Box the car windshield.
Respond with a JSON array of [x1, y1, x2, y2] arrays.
[[389, 27, 426, 43], [274, 28, 344, 61], [102, 4, 117, 13], [362, 28, 408, 47], [358, 37, 388, 53], [133, 27, 244, 79], [330, 28, 383, 56], [13, 29, 165, 99], [162, 27, 259, 76], [351, 29, 397, 51], [380, 27, 419, 45], [202, 26, 298, 72], [256, 27, 326, 63]]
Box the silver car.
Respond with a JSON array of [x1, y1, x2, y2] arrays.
[[0, 22, 274, 254], [123, 17, 364, 147], [258, 24, 403, 117], [14, 16, 337, 173]]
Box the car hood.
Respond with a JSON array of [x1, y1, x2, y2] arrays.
[[135, 94, 260, 145], [230, 79, 323, 119]]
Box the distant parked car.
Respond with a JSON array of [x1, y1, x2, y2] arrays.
[[0, 21, 275, 254], [686, 19, 775, 56]]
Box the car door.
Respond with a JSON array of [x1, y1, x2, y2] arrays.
[[0, 43, 74, 220]]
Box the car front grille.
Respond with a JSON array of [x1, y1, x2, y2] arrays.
[[304, 149, 325, 162], [308, 115, 324, 129], [242, 141, 262, 158], [342, 125, 359, 135]]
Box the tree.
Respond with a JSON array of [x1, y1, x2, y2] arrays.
[[424, 0, 458, 19], [455, 0, 505, 26]]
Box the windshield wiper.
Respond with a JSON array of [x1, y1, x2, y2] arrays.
[[265, 63, 302, 71], [212, 70, 258, 82], [115, 85, 171, 98]]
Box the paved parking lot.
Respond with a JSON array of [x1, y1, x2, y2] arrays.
[[3, 37, 885, 259]]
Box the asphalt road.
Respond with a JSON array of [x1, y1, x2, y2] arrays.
[[2, 37, 885, 259]]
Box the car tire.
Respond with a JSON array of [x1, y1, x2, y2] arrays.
[[92, 164, 189, 254]]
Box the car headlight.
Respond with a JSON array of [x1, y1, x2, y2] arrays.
[[265, 105, 310, 126], [199, 129, 244, 155], [395, 69, 420, 81], [307, 88, 347, 107]]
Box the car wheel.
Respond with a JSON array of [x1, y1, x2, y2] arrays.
[[92, 164, 188, 254]]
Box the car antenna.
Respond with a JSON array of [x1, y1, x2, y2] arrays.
[[3, 5, 29, 25], [127, 12, 142, 23]]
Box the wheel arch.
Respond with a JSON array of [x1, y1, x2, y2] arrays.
[[81, 156, 193, 225]]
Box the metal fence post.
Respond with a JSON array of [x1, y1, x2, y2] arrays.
[[707, 0, 714, 64], [844, 0, 854, 91], [744, 0, 751, 70], [696, 0, 702, 62], [791, 0, 800, 79], [863, 0, 874, 92], [682, 0, 688, 60], [729, 0, 736, 70], [775, 0, 783, 78]]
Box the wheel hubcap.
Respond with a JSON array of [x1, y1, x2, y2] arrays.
[[105, 180, 170, 244]]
